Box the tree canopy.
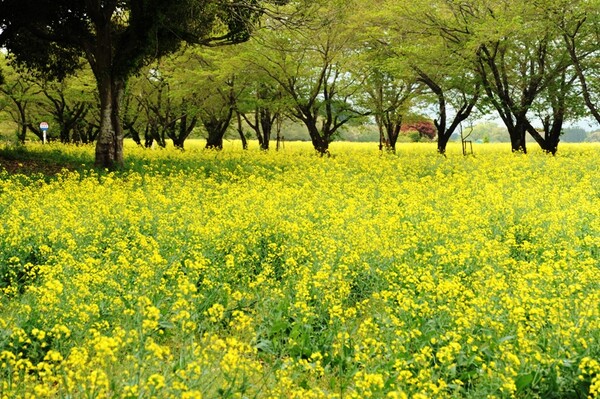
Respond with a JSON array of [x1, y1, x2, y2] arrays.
[[3, 0, 600, 156], [0, 0, 282, 167]]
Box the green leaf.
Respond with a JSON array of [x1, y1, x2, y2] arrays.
[[516, 372, 534, 391], [269, 319, 288, 335]]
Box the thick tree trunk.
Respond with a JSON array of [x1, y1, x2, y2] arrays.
[[298, 112, 330, 155], [508, 121, 528, 153], [437, 133, 451, 155], [260, 109, 272, 151], [311, 131, 330, 155], [18, 124, 27, 144], [18, 124, 29, 143], [204, 119, 226, 150], [60, 128, 68, 143], [127, 125, 142, 146], [544, 134, 560, 155], [95, 77, 125, 169], [172, 136, 185, 149], [205, 132, 224, 150], [172, 114, 197, 150], [313, 137, 329, 155], [544, 115, 563, 156], [387, 123, 401, 153], [204, 113, 232, 150]]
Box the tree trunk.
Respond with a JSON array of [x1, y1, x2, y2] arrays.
[[275, 117, 283, 151], [127, 125, 142, 146], [544, 130, 560, 155], [259, 109, 272, 150], [204, 110, 232, 150], [544, 109, 564, 156], [299, 114, 329, 155], [172, 136, 185, 149], [528, 118, 561, 156], [205, 132, 224, 150], [254, 110, 264, 148], [16, 104, 28, 144], [508, 121, 528, 153], [237, 112, 248, 150], [172, 114, 197, 150], [79, 122, 98, 144], [437, 133, 451, 155], [313, 137, 329, 155], [18, 124, 28, 143], [387, 123, 401, 153], [95, 76, 125, 169], [204, 118, 227, 150], [242, 108, 274, 151], [60, 126, 70, 143], [377, 115, 385, 152], [311, 131, 330, 155], [144, 126, 154, 148]]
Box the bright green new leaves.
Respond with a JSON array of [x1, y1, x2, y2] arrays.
[[246, 0, 369, 153]]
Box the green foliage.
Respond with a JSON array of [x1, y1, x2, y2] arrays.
[[0, 0, 270, 81], [0, 0, 288, 166], [3, 0, 600, 155]]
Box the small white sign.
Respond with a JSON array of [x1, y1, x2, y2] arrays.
[[40, 122, 49, 144]]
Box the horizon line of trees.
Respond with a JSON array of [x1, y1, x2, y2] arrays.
[[2, 0, 600, 164]]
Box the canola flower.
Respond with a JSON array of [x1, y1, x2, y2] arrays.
[[0, 141, 599, 398]]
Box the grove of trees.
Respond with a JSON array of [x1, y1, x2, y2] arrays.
[[2, 0, 600, 164]]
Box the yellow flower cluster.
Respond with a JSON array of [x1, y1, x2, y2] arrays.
[[0, 141, 599, 397]]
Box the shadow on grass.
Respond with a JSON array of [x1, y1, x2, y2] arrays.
[[0, 144, 92, 178]]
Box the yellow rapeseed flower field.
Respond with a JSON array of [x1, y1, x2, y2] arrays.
[[0, 141, 599, 398]]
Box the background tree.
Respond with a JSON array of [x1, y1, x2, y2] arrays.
[[136, 67, 177, 148], [151, 51, 214, 150], [358, 64, 420, 152], [351, 0, 423, 152], [121, 81, 147, 146], [219, 40, 283, 150], [399, 0, 581, 154], [472, 6, 573, 153], [249, 0, 368, 154], [235, 47, 288, 151], [381, 0, 480, 155], [35, 67, 97, 143], [198, 76, 238, 150], [176, 47, 245, 150], [0, 56, 42, 143], [401, 119, 437, 142], [528, 65, 583, 154], [556, 0, 600, 126], [0, 0, 282, 167], [238, 81, 285, 150]]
